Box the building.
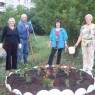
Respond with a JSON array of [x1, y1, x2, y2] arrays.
[[0, 0, 6, 12], [0, 0, 33, 12]]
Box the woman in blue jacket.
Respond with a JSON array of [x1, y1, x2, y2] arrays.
[[47, 19, 68, 66]]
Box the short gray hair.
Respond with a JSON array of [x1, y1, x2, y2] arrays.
[[8, 18, 15, 24], [21, 14, 27, 18], [85, 14, 93, 20]]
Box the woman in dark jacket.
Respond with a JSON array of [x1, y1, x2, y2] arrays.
[[1, 18, 21, 74]]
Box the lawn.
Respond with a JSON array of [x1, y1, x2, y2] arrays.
[[0, 35, 95, 95]]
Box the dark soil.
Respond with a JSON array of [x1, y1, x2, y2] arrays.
[[7, 67, 94, 95]]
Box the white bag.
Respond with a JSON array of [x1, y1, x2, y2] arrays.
[[0, 48, 7, 59], [68, 46, 75, 54]]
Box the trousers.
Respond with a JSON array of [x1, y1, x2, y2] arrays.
[[17, 39, 28, 64], [82, 46, 94, 71], [6, 43, 18, 70], [47, 48, 63, 65]]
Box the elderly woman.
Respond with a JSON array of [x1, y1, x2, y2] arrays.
[[47, 19, 68, 66], [74, 14, 95, 75], [1, 18, 21, 73]]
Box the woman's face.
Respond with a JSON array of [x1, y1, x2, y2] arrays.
[[56, 22, 61, 28], [85, 16, 92, 25], [9, 20, 15, 26]]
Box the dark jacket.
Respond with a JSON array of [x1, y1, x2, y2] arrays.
[[1, 26, 20, 44]]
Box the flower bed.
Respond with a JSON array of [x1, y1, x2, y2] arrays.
[[5, 65, 95, 95]]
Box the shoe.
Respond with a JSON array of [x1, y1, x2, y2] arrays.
[[46, 64, 49, 67], [25, 63, 28, 66]]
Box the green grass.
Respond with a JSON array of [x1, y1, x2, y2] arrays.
[[28, 35, 83, 69], [0, 35, 95, 94]]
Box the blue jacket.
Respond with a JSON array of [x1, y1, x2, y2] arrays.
[[49, 27, 68, 48], [17, 21, 32, 39]]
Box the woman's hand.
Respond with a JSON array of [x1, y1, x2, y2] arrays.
[[74, 43, 78, 48], [0, 43, 3, 48], [25, 25, 29, 29], [18, 43, 22, 49], [48, 43, 51, 48], [48, 41, 51, 48]]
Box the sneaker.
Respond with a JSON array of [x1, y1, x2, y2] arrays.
[[24, 63, 28, 66], [46, 64, 50, 67]]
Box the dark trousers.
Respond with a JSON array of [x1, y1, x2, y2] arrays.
[[6, 43, 18, 70], [47, 48, 63, 65]]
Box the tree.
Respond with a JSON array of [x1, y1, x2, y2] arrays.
[[30, 0, 95, 44], [0, 5, 28, 34]]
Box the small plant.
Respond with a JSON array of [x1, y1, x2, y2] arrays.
[[64, 79, 70, 87], [19, 70, 25, 77], [42, 74, 51, 88], [53, 64, 61, 77], [53, 69, 57, 78], [76, 70, 83, 85], [44, 68, 50, 76], [42, 78, 51, 88], [50, 80, 55, 88], [54, 64, 61, 69], [42, 73, 55, 88], [37, 66, 41, 75], [25, 73, 32, 84], [76, 80, 81, 85], [64, 66, 71, 76], [18, 68, 32, 84]]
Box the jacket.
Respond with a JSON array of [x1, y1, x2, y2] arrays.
[[1, 26, 20, 44], [49, 27, 68, 48], [17, 21, 32, 39]]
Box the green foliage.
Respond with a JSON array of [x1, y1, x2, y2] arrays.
[[0, 5, 28, 34], [64, 79, 70, 87], [30, 0, 95, 44], [25, 76, 32, 84], [76, 70, 83, 85], [42, 78, 52, 88], [18, 68, 32, 84], [19, 70, 25, 77], [1, 0, 95, 43]]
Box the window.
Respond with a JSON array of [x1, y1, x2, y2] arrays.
[[24, 0, 28, 3], [0, 3, 4, 7], [24, 0, 26, 3]]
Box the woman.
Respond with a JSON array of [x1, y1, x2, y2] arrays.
[[1, 18, 21, 74], [74, 14, 95, 75], [47, 19, 68, 66]]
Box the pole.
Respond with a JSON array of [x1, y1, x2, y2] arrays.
[[26, 29, 35, 62], [29, 21, 38, 42]]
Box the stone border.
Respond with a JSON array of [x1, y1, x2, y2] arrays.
[[5, 66, 95, 95]]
